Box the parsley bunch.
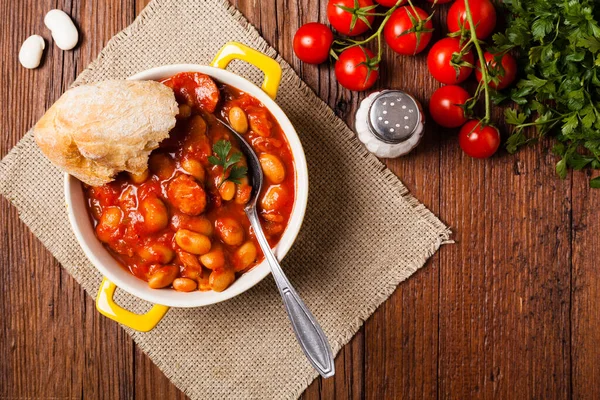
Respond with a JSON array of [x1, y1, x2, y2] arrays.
[[492, 0, 600, 187], [208, 140, 247, 187]]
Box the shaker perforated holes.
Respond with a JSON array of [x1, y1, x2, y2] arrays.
[[368, 91, 420, 143]]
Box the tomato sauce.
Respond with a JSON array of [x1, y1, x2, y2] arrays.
[[84, 72, 295, 292]]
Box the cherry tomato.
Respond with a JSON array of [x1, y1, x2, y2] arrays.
[[293, 23, 334, 64], [384, 6, 433, 56], [376, 0, 405, 6], [327, 0, 376, 36], [475, 52, 517, 90], [427, 38, 474, 84], [458, 120, 501, 158], [334, 46, 379, 91], [447, 0, 497, 40], [429, 85, 470, 128]]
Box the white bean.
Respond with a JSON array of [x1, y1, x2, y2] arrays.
[[19, 35, 45, 69], [44, 10, 79, 50]]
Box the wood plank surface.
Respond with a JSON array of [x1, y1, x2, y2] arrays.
[[1, 0, 598, 399]]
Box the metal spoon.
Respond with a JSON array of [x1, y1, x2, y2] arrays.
[[216, 119, 335, 378]]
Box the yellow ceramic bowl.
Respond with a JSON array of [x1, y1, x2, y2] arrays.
[[64, 42, 309, 331]]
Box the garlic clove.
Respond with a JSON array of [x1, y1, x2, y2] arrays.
[[19, 35, 46, 69], [44, 9, 79, 50]]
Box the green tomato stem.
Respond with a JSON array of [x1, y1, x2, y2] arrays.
[[350, 11, 393, 47], [463, 0, 491, 123], [406, 0, 422, 22], [514, 117, 562, 129], [377, 24, 384, 60], [336, 0, 407, 63]]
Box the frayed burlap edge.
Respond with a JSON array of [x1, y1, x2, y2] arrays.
[[0, 1, 451, 398]]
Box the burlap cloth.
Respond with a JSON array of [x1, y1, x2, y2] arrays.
[[0, 0, 450, 398]]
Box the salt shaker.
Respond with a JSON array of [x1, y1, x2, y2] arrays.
[[355, 90, 425, 158]]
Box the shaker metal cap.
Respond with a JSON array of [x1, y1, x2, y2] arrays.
[[367, 90, 421, 144]]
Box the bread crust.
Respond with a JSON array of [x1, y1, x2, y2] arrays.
[[34, 80, 178, 186]]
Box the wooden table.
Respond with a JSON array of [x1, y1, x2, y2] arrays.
[[1, 1, 599, 398]]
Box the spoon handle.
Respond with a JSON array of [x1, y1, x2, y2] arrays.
[[246, 206, 335, 378]]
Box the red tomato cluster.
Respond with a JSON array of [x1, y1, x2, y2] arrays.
[[294, 0, 437, 92], [293, 0, 518, 159]]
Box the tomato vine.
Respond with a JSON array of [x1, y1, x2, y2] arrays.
[[330, 0, 434, 63]]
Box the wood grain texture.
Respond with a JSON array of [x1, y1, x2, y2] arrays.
[[571, 172, 600, 400], [0, 0, 598, 399]]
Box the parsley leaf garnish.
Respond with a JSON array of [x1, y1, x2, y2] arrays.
[[208, 139, 247, 187], [495, 0, 600, 187], [227, 165, 248, 184]]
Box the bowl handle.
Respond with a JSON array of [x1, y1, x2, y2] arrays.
[[96, 277, 170, 332], [211, 42, 282, 100]]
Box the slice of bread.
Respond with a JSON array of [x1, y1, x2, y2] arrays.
[[34, 80, 178, 186]]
